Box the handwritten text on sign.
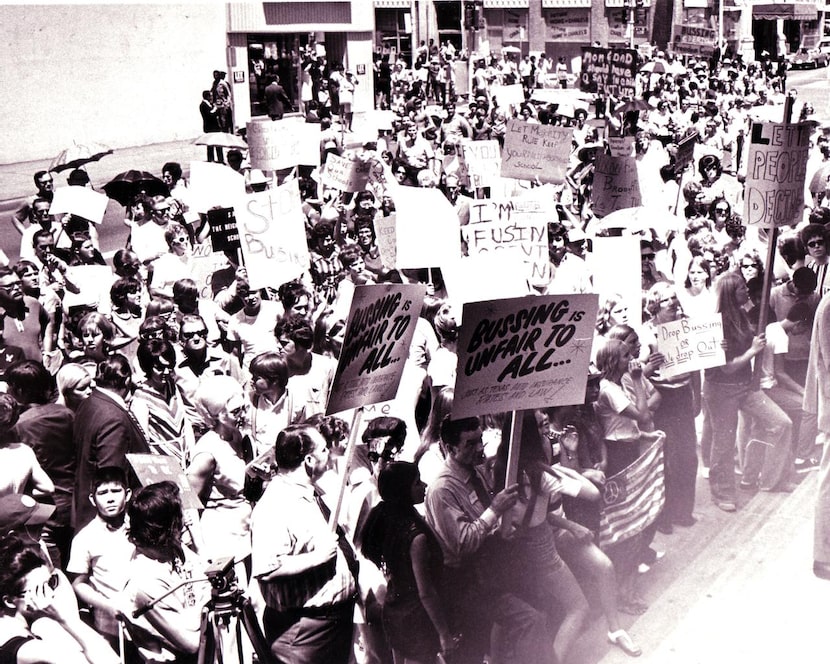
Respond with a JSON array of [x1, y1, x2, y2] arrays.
[[580, 47, 637, 98], [744, 122, 810, 227], [591, 153, 642, 218], [327, 284, 426, 415], [461, 139, 502, 188], [246, 120, 320, 170], [321, 153, 370, 193], [655, 314, 726, 379], [463, 196, 550, 285], [453, 293, 598, 419], [501, 120, 573, 184]]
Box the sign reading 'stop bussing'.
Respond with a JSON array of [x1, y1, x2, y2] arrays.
[[580, 47, 637, 98]]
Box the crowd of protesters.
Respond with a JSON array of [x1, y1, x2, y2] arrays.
[[1, 41, 829, 664]]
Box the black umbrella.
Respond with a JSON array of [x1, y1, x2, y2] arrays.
[[103, 170, 169, 207]]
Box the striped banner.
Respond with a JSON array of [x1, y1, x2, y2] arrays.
[[598, 439, 665, 548]]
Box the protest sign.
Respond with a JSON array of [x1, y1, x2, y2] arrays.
[[591, 153, 642, 217], [235, 179, 310, 290], [246, 119, 320, 170], [655, 314, 726, 378], [374, 212, 397, 269], [189, 242, 231, 299], [580, 47, 637, 98], [189, 161, 246, 213], [321, 153, 370, 193], [394, 186, 461, 268], [501, 120, 573, 184], [441, 253, 529, 305], [591, 235, 642, 326], [127, 454, 202, 510], [744, 121, 811, 227], [461, 139, 502, 188], [463, 195, 551, 286], [490, 83, 525, 109], [674, 130, 699, 172], [453, 293, 599, 418], [48, 186, 109, 224], [63, 265, 113, 311], [207, 207, 241, 253], [608, 136, 634, 157], [327, 284, 426, 415]]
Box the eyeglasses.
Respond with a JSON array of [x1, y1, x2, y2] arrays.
[[741, 263, 760, 269], [170, 236, 188, 244], [0, 280, 23, 291], [641, 254, 656, 261], [180, 329, 208, 340], [15, 571, 59, 598], [808, 240, 825, 248], [715, 208, 729, 214]]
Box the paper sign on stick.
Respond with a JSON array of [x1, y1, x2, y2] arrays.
[[246, 119, 320, 170], [235, 179, 310, 290], [63, 265, 113, 310], [489, 84, 525, 109], [744, 121, 810, 227], [591, 153, 642, 217], [321, 153, 370, 193], [461, 140, 502, 188], [127, 454, 202, 510], [189, 243, 231, 299], [374, 212, 397, 269], [189, 161, 245, 213], [655, 314, 726, 378], [501, 120, 573, 184], [441, 253, 529, 304], [327, 284, 426, 415], [453, 293, 599, 418], [48, 187, 108, 224], [207, 207, 241, 253], [394, 186, 461, 268]]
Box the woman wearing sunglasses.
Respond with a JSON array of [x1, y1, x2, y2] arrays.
[[801, 223, 830, 296], [0, 534, 117, 664]]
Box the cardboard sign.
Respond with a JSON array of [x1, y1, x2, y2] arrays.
[[744, 121, 811, 227], [580, 47, 637, 98], [463, 195, 551, 286], [591, 153, 642, 218], [48, 187, 109, 224], [501, 120, 573, 184], [393, 186, 461, 269], [246, 119, 321, 170], [655, 314, 726, 378], [189, 243, 231, 299], [461, 140, 502, 188], [235, 179, 310, 290], [207, 207, 241, 253], [127, 454, 203, 510], [374, 212, 397, 269], [321, 153, 370, 193], [441, 253, 529, 304], [453, 293, 599, 419], [489, 84, 525, 109], [189, 161, 246, 213], [608, 136, 634, 157], [327, 284, 426, 415], [63, 265, 113, 311], [591, 235, 642, 326], [674, 130, 699, 172]]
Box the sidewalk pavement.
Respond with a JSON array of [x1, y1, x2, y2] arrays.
[[0, 138, 207, 208]]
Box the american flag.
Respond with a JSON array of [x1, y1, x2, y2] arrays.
[[598, 439, 665, 548]]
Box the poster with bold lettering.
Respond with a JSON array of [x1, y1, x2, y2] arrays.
[[453, 293, 598, 418], [235, 179, 310, 290], [394, 186, 461, 268], [207, 207, 241, 253], [327, 284, 426, 415], [579, 47, 636, 98], [655, 314, 726, 378], [246, 119, 320, 169], [461, 140, 502, 188], [321, 153, 370, 193], [462, 195, 551, 286], [501, 120, 573, 184], [591, 153, 642, 217], [744, 121, 811, 227]]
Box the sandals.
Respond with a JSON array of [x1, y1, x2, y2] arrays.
[[618, 598, 649, 615], [608, 629, 642, 657]]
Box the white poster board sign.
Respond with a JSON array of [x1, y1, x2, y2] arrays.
[[655, 314, 726, 378]]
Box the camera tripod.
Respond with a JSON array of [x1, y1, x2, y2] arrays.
[[196, 580, 275, 664]]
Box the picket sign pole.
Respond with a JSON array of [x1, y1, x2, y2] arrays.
[[499, 410, 523, 536], [751, 94, 794, 388], [328, 406, 364, 532], [236, 247, 245, 267]]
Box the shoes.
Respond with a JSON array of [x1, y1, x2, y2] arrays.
[[656, 521, 674, 534], [739, 479, 758, 491], [795, 458, 820, 474], [701, 467, 710, 479], [608, 629, 642, 657], [674, 515, 697, 527], [715, 500, 737, 512], [814, 561, 830, 580]]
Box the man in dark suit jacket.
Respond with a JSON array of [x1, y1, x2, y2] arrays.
[[265, 75, 292, 121], [73, 354, 149, 527]]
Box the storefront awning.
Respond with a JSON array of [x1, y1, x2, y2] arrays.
[[752, 3, 818, 20], [542, 0, 592, 8], [483, 0, 529, 7]]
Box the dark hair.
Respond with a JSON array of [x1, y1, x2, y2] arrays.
[[95, 353, 133, 391], [305, 413, 350, 450], [377, 461, 420, 505], [277, 280, 312, 311], [77, 311, 116, 343], [249, 352, 289, 389], [698, 154, 722, 179], [440, 415, 480, 450], [127, 482, 184, 562], [32, 229, 54, 248], [339, 244, 363, 268], [274, 313, 314, 350], [362, 416, 407, 455], [113, 249, 141, 277], [110, 276, 142, 311], [274, 424, 319, 470], [684, 255, 712, 289], [34, 170, 50, 186], [91, 466, 128, 494], [311, 221, 335, 242], [792, 266, 818, 293], [137, 338, 176, 376], [715, 271, 753, 348], [162, 162, 182, 182], [0, 393, 21, 429], [4, 360, 53, 405], [800, 223, 827, 247], [787, 300, 815, 324], [172, 279, 199, 308], [778, 233, 807, 268], [0, 536, 47, 604]]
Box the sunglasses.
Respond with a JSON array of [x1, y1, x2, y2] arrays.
[[741, 263, 759, 269], [181, 329, 208, 340], [16, 571, 60, 598], [808, 240, 825, 248], [641, 254, 656, 261]]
